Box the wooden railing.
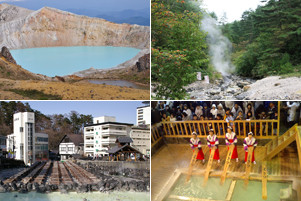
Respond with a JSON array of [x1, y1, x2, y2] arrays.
[[151, 123, 163, 147], [159, 120, 279, 139]]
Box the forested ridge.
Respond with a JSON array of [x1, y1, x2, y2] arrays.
[[222, 0, 301, 78], [152, 0, 301, 99], [0, 102, 93, 150]]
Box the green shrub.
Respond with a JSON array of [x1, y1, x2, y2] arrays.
[[152, 49, 195, 99]]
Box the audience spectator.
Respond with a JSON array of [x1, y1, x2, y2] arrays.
[[267, 102, 278, 134], [224, 108, 231, 120], [216, 114, 224, 134], [161, 113, 170, 122], [286, 101, 300, 127], [165, 105, 171, 117], [234, 110, 244, 133], [153, 101, 300, 136], [195, 105, 203, 119], [246, 111, 255, 120], [259, 111, 268, 135], [217, 103, 225, 117], [235, 111, 244, 120], [231, 103, 243, 119], [267, 102, 277, 119], [170, 113, 176, 122], [203, 103, 211, 118], [192, 114, 198, 120], [225, 112, 235, 128], [182, 112, 190, 121], [245, 102, 255, 118], [183, 104, 192, 120], [157, 101, 165, 111], [210, 104, 218, 119]]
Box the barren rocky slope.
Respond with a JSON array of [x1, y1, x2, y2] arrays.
[[238, 76, 301, 99], [0, 47, 43, 80], [0, 4, 149, 49], [0, 3, 32, 23]]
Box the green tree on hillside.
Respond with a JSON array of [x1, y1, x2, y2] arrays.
[[223, 0, 301, 78], [152, 0, 210, 99]]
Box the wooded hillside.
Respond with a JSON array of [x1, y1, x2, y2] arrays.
[[222, 0, 301, 78]]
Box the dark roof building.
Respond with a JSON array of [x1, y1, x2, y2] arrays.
[[107, 144, 141, 154], [107, 136, 143, 161], [116, 136, 133, 145], [59, 134, 84, 160], [59, 134, 84, 146]]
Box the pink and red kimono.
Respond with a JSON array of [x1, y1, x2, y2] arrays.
[[207, 134, 220, 160], [190, 137, 205, 160], [243, 137, 257, 162], [225, 132, 238, 159]]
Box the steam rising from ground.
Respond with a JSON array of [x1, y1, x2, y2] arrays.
[[201, 15, 234, 75]]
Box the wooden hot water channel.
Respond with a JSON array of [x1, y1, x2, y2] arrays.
[[3, 161, 99, 186]]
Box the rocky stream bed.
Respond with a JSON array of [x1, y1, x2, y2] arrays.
[[185, 75, 301, 100], [185, 75, 254, 100]]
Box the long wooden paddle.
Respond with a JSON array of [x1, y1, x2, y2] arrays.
[[262, 146, 268, 200], [203, 146, 216, 186], [186, 148, 198, 182], [220, 144, 235, 185], [262, 160, 268, 200], [244, 146, 254, 187]]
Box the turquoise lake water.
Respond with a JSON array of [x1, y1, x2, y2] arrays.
[[10, 46, 140, 77], [0, 191, 150, 201]]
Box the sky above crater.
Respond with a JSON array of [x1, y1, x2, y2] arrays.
[[202, 0, 266, 22], [0, 0, 150, 12]]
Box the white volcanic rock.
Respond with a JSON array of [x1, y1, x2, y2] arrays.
[[0, 3, 33, 23]]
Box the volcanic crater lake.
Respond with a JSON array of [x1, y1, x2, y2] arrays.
[[10, 46, 141, 77]]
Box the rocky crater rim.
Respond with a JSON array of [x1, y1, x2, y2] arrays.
[[1, 3, 150, 28], [72, 48, 150, 77], [10, 45, 144, 51], [0, 3, 150, 50]]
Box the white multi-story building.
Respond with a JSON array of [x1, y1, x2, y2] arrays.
[[59, 134, 84, 160], [137, 105, 150, 127], [130, 126, 150, 156], [84, 116, 133, 157], [6, 112, 48, 165]]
